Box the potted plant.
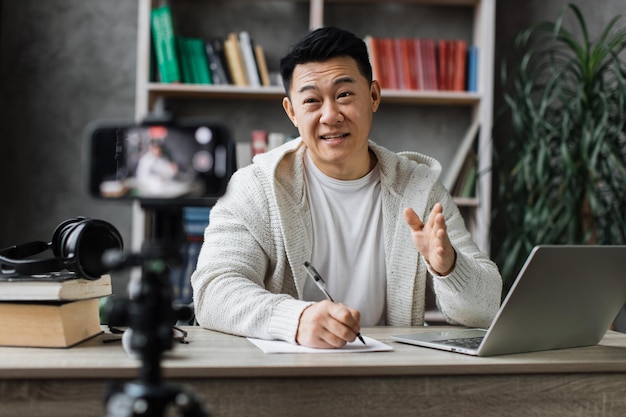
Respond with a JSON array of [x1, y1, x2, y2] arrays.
[[494, 3, 626, 290]]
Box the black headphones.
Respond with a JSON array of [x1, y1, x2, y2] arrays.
[[0, 217, 123, 280]]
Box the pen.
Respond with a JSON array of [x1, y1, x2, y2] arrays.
[[304, 261, 366, 345]]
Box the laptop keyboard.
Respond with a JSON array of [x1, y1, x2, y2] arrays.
[[432, 336, 484, 349]]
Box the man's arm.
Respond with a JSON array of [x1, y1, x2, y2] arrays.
[[404, 190, 502, 328], [191, 170, 311, 343]]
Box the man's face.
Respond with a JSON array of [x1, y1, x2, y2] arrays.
[[282, 56, 381, 180]]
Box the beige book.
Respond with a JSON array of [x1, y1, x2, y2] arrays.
[[0, 298, 102, 347], [223, 32, 248, 86]]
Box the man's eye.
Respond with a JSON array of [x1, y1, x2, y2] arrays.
[[338, 91, 352, 99], [303, 98, 318, 104]]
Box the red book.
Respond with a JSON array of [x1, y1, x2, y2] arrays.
[[252, 130, 268, 156], [382, 38, 398, 89], [393, 38, 407, 90], [365, 36, 381, 84], [401, 38, 418, 90], [423, 39, 438, 90], [413, 38, 424, 90], [438, 39, 448, 91], [453, 40, 468, 91], [373, 37, 390, 89]]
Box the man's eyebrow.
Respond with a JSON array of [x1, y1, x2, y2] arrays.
[[296, 76, 356, 94]]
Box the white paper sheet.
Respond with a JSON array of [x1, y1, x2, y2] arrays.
[[247, 335, 394, 354]]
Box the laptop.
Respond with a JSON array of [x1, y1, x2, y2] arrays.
[[391, 245, 626, 356]]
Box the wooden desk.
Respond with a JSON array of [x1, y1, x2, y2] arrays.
[[2, 326, 626, 417]]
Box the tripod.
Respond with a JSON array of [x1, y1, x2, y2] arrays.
[[104, 205, 210, 417]]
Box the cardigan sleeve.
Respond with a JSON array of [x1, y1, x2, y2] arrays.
[[190, 167, 313, 343], [427, 183, 503, 328]]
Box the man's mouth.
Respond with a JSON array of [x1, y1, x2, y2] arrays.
[[320, 133, 349, 140]]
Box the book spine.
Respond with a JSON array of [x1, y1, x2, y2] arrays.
[[239, 31, 261, 87], [190, 38, 213, 85], [236, 142, 253, 169], [254, 44, 271, 87], [393, 38, 406, 90], [206, 38, 231, 85], [467, 45, 478, 92], [150, 6, 181, 83], [364, 35, 381, 85], [177, 37, 193, 83], [252, 130, 268, 156], [413, 38, 424, 90], [224, 33, 248, 86], [453, 40, 467, 92]]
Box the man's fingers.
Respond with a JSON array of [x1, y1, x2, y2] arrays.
[[403, 207, 424, 231], [296, 301, 361, 348]]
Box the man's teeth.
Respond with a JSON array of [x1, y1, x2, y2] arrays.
[[322, 134, 346, 139]]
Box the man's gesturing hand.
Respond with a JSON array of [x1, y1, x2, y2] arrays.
[[403, 202, 456, 276]]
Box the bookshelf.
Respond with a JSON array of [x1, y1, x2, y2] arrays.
[[134, 0, 495, 255]]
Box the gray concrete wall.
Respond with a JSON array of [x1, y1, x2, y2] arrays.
[[0, 1, 137, 291], [1, 0, 623, 294]]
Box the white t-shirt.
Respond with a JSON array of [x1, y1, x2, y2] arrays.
[[303, 150, 387, 326]]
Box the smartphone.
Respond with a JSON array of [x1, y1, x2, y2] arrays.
[[85, 119, 234, 205]]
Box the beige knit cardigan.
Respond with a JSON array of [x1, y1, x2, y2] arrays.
[[192, 138, 502, 343]]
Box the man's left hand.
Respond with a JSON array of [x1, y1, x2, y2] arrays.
[[403, 203, 456, 275]]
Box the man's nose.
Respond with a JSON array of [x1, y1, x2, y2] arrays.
[[319, 101, 344, 124]]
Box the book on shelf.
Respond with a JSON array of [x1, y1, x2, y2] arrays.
[[0, 298, 102, 348], [178, 37, 213, 84], [252, 130, 269, 156], [238, 31, 261, 87], [236, 142, 253, 169], [190, 37, 213, 84], [467, 45, 479, 92], [365, 36, 472, 92], [443, 120, 480, 191], [0, 273, 112, 301], [205, 37, 232, 85], [254, 44, 271, 87], [364, 35, 381, 86], [453, 40, 468, 91], [150, 5, 181, 83], [452, 149, 477, 198], [267, 132, 287, 151], [223, 32, 248, 86]]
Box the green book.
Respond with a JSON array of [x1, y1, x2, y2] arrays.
[[177, 37, 194, 83], [189, 38, 213, 85], [151, 6, 181, 83]]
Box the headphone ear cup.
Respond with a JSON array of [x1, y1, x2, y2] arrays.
[[51, 217, 87, 258], [53, 218, 123, 279]]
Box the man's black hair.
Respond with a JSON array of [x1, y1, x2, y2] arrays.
[[279, 26, 373, 96]]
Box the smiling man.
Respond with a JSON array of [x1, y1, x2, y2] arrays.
[[191, 27, 502, 349]]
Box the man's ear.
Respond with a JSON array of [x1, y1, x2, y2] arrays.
[[282, 96, 298, 127], [370, 80, 381, 113]]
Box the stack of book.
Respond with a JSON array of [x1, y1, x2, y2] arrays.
[[365, 35, 478, 92], [151, 5, 271, 87], [0, 273, 112, 348]]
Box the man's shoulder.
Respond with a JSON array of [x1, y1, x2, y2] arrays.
[[369, 141, 442, 175]]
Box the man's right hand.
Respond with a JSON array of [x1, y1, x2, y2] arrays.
[[295, 300, 362, 348]]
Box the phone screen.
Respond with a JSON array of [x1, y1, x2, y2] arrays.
[[86, 121, 234, 204]]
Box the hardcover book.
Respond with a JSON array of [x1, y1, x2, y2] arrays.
[[150, 5, 181, 83], [205, 37, 231, 85], [224, 32, 248, 86], [0, 298, 102, 347], [0, 273, 112, 301], [239, 31, 261, 87]]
